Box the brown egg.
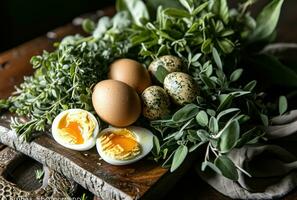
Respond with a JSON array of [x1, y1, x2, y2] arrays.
[[92, 80, 141, 127], [109, 58, 151, 93]]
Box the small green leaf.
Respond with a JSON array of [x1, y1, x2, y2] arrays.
[[217, 108, 240, 122], [215, 155, 238, 180], [172, 104, 199, 123], [218, 38, 234, 54], [230, 68, 243, 82], [260, 114, 269, 126], [236, 128, 264, 148], [196, 111, 209, 127], [170, 145, 188, 172], [155, 65, 169, 84], [217, 94, 233, 112], [209, 116, 219, 134], [279, 96, 288, 115], [248, 0, 284, 42], [201, 39, 213, 54], [163, 8, 191, 18], [152, 136, 161, 155], [218, 120, 240, 153], [244, 80, 257, 91], [179, 0, 192, 12], [201, 161, 222, 175], [197, 129, 210, 142], [212, 47, 222, 70], [35, 169, 44, 182], [212, 0, 229, 24], [200, 74, 216, 89], [193, 2, 208, 15], [82, 19, 96, 33], [189, 141, 205, 152]]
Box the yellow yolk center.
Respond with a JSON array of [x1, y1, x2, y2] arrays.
[[99, 129, 141, 160], [57, 111, 95, 145], [59, 116, 84, 144]]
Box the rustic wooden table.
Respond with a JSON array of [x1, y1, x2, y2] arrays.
[[0, 2, 297, 199]]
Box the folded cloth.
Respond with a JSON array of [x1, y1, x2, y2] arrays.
[[197, 110, 297, 200]]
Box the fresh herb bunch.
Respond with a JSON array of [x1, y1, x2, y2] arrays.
[[1, 11, 133, 141], [0, 0, 286, 181], [119, 0, 284, 180]]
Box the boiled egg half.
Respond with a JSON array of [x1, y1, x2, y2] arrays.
[[96, 126, 154, 165], [52, 109, 99, 151]]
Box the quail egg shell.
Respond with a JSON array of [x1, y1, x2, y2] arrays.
[[164, 72, 199, 105], [141, 86, 170, 120], [52, 109, 99, 151], [96, 126, 154, 165], [149, 55, 183, 75]]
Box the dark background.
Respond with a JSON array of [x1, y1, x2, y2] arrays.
[[0, 0, 115, 52], [1, 0, 296, 52]]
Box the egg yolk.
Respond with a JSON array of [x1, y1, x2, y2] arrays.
[[58, 115, 84, 144], [99, 129, 141, 160]]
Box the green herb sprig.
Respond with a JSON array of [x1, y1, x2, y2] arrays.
[[0, 0, 288, 181], [4, 12, 133, 141]]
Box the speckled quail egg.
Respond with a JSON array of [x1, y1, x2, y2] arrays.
[[148, 55, 183, 81], [96, 126, 154, 165], [164, 72, 199, 105], [52, 109, 99, 151], [141, 86, 170, 120]]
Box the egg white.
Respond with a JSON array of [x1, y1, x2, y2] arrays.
[[51, 109, 99, 151], [96, 126, 154, 165]]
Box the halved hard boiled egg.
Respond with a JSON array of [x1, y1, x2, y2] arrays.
[[96, 126, 154, 165], [52, 109, 99, 151]]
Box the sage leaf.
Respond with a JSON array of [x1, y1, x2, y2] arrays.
[[170, 145, 188, 172], [244, 80, 257, 91], [193, 2, 208, 16], [215, 155, 238, 180], [179, 0, 192, 12], [218, 38, 234, 54], [196, 111, 209, 127], [163, 8, 191, 18], [279, 96, 288, 115], [155, 65, 169, 83], [209, 116, 219, 134], [172, 104, 199, 122], [236, 128, 264, 148], [217, 94, 233, 112], [212, 47, 223, 70], [230, 69, 243, 82], [211, 0, 229, 24], [248, 0, 284, 42], [200, 74, 216, 89], [197, 129, 210, 142], [217, 108, 240, 122], [189, 141, 205, 152], [218, 120, 240, 153], [201, 39, 213, 54], [201, 161, 222, 175], [152, 136, 161, 155]]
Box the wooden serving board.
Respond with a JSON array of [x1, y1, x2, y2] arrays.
[[0, 7, 193, 200]]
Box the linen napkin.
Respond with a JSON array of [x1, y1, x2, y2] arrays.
[[197, 110, 297, 199]]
